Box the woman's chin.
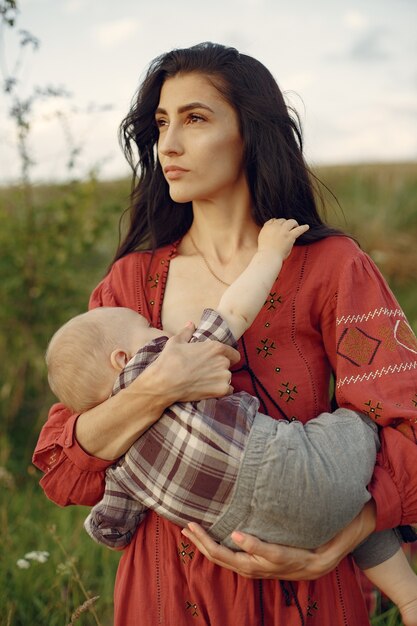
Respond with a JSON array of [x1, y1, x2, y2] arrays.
[[168, 191, 193, 204]]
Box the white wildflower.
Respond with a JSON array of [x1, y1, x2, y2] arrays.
[[24, 550, 50, 563], [17, 559, 30, 569]]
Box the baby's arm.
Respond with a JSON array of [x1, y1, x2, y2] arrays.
[[85, 464, 148, 550], [216, 218, 309, 340], [364, 548, 417, 626]]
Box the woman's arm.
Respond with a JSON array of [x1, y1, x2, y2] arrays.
[[321, 249, 417, 531], [33, 322, 240, 505], [34, 249, 241, 506], [76, 322, 240, 459]]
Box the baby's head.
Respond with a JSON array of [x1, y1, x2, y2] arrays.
[[46, 307, 163, 413]]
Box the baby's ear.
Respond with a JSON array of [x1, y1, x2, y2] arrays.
[[110, 349, 130, 372]]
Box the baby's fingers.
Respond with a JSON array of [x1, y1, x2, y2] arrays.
[[291, 223, 310, 238]]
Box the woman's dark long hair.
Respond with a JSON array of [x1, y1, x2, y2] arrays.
[[113, 42, 341, 263]]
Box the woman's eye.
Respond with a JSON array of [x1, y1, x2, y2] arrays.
[[155, 118, 168, 128], [188, 113, 205, 123]]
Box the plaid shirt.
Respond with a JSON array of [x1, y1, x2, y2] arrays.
[[87, 309, 259, 548]]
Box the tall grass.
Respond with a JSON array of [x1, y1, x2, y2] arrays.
[[0, 470, 119, 625], [317, 162, 417, 328]]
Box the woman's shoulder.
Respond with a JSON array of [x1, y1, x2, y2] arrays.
[[105, 242, 178, 289], [90, 242, 177, 309], [111, 242, 177, 274], [300, 234, 398, 315], [302, 234, 372, 278], [287, 234, 389, 307], [307, 234, 362, 260]]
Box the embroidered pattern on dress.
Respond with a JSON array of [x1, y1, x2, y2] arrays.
[[185, 601, 199, 617], [147, 273, 160, 289], [394, 320, 417, 354], [364, 400, 383, 419], [336, 307, 404, 326], [48, 451, 57, 468], [256, 338, 276, 358], [337, 327, 381, 367], [307, 596, 319, 617], [264, 292, 282, 311], [337, 361, 417, 388], [378, 325, 398, 352], [178, 541, 194, 564], [278, 382, 298, 403]]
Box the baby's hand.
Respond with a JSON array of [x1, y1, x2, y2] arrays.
[[258, 218, 309, 260]]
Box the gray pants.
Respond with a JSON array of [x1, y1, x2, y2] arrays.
[[209, 409, 400, 569]]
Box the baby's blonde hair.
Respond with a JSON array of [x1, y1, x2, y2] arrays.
[[46, 307, 138, 413]]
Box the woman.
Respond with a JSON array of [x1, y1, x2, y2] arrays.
[[34, 42, 417, 625]]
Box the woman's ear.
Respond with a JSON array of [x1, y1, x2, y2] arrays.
[[110, 349, 130, 372]]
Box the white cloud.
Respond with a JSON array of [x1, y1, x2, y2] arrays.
[[343, 10, 368, 31], [63, 0, 85, 14], [350, 29, 389, 62], [286, 72, 315, 92], [93, 19, 140, 47]]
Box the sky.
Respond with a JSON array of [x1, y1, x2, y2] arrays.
[[0, 0, 416, 183]]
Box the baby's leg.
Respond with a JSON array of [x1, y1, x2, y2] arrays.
[[284, 408, 379, 548], [363, 548, 417, 626], [210, 408, 379, 548]]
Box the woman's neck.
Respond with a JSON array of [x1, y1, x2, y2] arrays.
[[188, 196, 259, 264]]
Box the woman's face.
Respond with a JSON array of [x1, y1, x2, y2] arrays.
[[156, 72, 246, 204]]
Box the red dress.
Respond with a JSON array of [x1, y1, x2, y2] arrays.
[[34, 236, 417, 626]]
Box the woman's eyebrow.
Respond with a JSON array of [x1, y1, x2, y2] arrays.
[[155, 102, 214, 115]]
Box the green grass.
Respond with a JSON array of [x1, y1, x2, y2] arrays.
[[0, 471, 119, 625], [317, 162, 417, 329]]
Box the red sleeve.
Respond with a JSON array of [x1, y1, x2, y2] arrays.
[[321, 247, 417, 531], [33, 404, 112, 506], [32, 275, 120, 506]]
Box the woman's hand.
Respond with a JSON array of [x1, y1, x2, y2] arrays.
[[181, 501, 377, 580], [76, 323, 240, 460], [137, 322, 241, 406]]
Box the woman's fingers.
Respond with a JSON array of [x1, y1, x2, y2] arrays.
[[181, 523, 324, 580], [148, 332, 240, 403], [168, 321, 195, 343], [166, 323, 240, 366], [181, 503, 377, 581]]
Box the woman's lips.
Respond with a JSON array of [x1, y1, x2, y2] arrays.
[[164, 166, 189, 180]]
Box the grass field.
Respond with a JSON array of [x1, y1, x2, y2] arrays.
[[1, 162, 416, 625]]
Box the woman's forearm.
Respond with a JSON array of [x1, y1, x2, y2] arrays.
[[75, 324, 240, 460], [75, 364, 168, 460]]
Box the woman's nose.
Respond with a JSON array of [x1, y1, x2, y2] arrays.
[[158, 124, 184, 156]]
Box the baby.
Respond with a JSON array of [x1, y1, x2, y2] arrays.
[[46, 218, 417, 624]]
